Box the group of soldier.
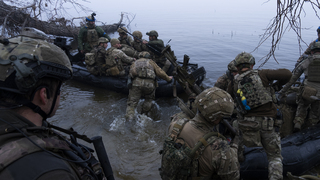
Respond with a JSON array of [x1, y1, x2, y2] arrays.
[[0, 12, 320, 180], [77, 14, 173, 121]]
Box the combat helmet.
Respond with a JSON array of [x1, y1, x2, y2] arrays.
[[234, 52, 255, 67], [195, 87, 234, 124], [132, 31, 143, 39], [0, 28, 72, 95], [146, 30, 158, 37], [117, 27, 128, 34], [227, 60, 237, 72], [110, 38, 120, 46], [98, 37, 109, 44]]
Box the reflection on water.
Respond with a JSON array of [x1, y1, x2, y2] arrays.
[[49, 1, 317, 179]]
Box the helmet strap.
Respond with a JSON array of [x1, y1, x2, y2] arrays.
[[24, 102, 48, 120]]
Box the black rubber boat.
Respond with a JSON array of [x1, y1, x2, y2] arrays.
[[54, 37, 206, 97], [240, 123, 320, 180]]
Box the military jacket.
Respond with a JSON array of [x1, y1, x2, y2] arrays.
[[167, 114, 240, 180], [147, 39, 166, 63], [131, 40, 149, 52], [118, 36, 133, 46], [282, 54, 320, 96], [78, 26, 111, 53], [0, 110, 80, 180], [92, 46, 107, 66], [106, 47, 135, 67]]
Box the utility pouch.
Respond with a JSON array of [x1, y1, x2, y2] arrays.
[[301, 86, 318, 103], [106, 66, 119, 76], [238, 119, 262, 147], [85, 53, 95, 65], [261, 117, 274, 131]]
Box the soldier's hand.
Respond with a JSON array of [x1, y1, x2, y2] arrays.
[[142, 40, 148, 44], [168, 76, 173, 82]]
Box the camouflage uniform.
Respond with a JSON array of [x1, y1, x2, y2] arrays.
[[131, 39, 149, 52], [161, 87, 240, 180], [280, 44, 320, 129], [146, 30, 171, 73], [105, 46, 135, 76], [86, 46, 108, 75], [234, 52, 292, 180], [0, 28, 105, 180], [78, 26, 111, 53], [125, 58, 171, 120], [119, 44, 150, 59], [118, 36, 133, 46]]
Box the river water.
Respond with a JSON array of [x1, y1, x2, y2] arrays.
[[51, 1, 317, 179]]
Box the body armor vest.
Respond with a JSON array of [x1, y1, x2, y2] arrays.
[[307, 55, 320, 82], [236, 70, 273, 109], [105, 47, 118, 67], [130, 58, 156, 79], [86, 28, 99, 48]]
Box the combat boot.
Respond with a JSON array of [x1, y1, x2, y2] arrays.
[[293, 122, 301, 132]]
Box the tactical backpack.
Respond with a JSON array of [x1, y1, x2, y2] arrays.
[[85, 52, 96, 65], [159, 118, 226, 180]]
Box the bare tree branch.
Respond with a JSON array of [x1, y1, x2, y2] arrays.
[[254, 0, 320, 68]]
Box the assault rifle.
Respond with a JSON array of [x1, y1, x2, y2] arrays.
[[226, 70, 247, 115], [161, 45, 205, 97], [119, 27, 162, 56], [48, 124, 115, 180]]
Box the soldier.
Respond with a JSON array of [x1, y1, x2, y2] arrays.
[[214, 59, 239, 96], [117, 27, 133, 46], [131, 30, 149, 52], [125, 58, 172, 121], [0, 28, 110, 179], [105, 38, 136, 76], [234, 52, 292, 180], [85, 37, 109, 76], [296, 26, 320, 64], [143, 30, 171, 73], [78, 13, 111, 54], [160, 87, 240, 180], [279, 41, 320, 132]]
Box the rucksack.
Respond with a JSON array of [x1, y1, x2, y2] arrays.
[[159, 118, 225, 180], [85, 52, 96, 65]]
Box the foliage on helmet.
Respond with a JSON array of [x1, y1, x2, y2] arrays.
[[0, 31, 72, 94], [195, 87, 234, 123], [311, 41, 320, 51], [227, 60, 237, 72], [132, 31, 142, 39], [98, 37, 109, 44], [146, 30, 158, 37], [110, 38, 120, 46], [234, 52, 255, 67], [117, 27, 128, 34]]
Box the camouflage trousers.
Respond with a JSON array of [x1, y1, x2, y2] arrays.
[[238, 116, 283, 180], [294, 98, 320, 127], [125, 78, 155, 120], [86, 65, 106, 76]]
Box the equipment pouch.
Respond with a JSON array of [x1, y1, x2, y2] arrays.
[[261, 117, 274, 131], [238, 119, 262, 147], [106, 66, 119, 76], [85, 53, 96, 65], [301, 86, 318, 103]]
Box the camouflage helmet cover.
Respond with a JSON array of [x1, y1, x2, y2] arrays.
[[195, 87, 234, 123], [227, 60, 237, 72], [0, 29, 72, 94], [146, 30, 158, 37], [98, 37, 109, 44], [110, 38, 120, 46], [117, 27, 128, 34], [86, 13, 96, 22], [132, 31, 143, 39], [234, 52, 255, 67]]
